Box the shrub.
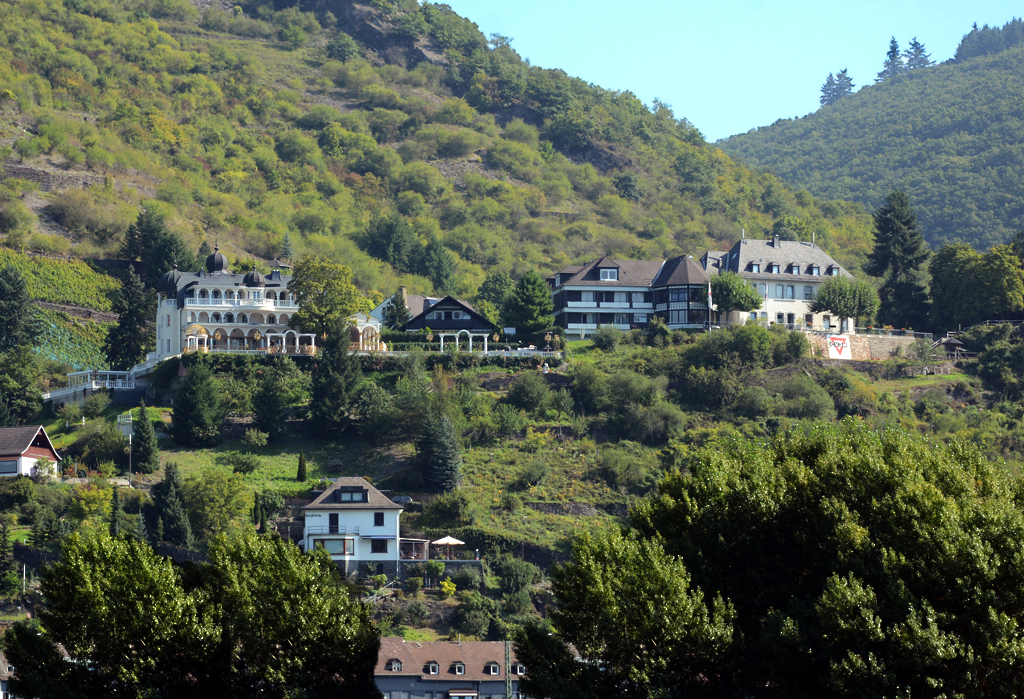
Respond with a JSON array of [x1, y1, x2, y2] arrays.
[[450, 566, 481, 591], [425, 560, 446, 584], [591, 325, 623, 352], [494, 557, 541, 594], [242, 429, 269, 448], [406, 576, 423, 596], [454, 591, 493, 637], [503, 589, 532, 615], [499, 491, 522, 512], [228, 452, 261, 475], [518, 458, 548, 488], [371, 573, 388, 590], [506, 372, 549, 414], [440, 578, 456, 597], [82, 392, 111, 419], [406, 599, 428, 625], [422, 490, 475, 527], [492, 404, 526, 437]]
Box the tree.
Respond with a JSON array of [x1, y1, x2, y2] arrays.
[[517, 529, 734, 699], [867, 191, 930, 328], [382, 290, 412, 330], [280, 231, 294, 261], [253, 365, 288, 441], [288, 255, 369, 337], [310, 317, 362, 435], [151, 462, 193, 548], [976, 244, 1024, 319], [361, 214, 421, 275], [296, 451, 307, 482], [417, 413, 462, 493], [478, 270, 515, 307], [929, 243, 982, 330], [502, 270, 554, 334], [809, 275, 880, 329], [421, 237, 456, 295], [904, 37, 934, 69], [0, 265, 40, 352], [0, 348, 41, 424], [108, 486, 122, 538], [133, 400, 159, 474], [819, 73, 837, 107], [710, 272, 763, 320], [875, 36, 906, 82], [103, 268, 151, 371], [0, 393, 12, 428], [129, 207, 197, 287], [834, 68, 854, 99], [5, 530, 380, 697], [326, 31, 360, 61], [171, 359, 224, 447]]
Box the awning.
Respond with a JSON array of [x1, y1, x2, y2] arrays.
[[363, 535, 397, 540], [431, 536, 465, 546], [448, 691, 478, 697]]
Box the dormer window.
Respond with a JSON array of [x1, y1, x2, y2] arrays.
[[811, 266, 820, 275], [454, 662, 465, 675], [515, 664, 526, 675], [599, 269, 618, 281], [486, 663, 500, 675], [830, 267, 840, 276], [790, 265, 800, 274], [337, 489, 368, 503], [427, 662, 439, 675], [769, 264, 779, 274], [750, 264, 760, 273], [386, 659, 402, 671]]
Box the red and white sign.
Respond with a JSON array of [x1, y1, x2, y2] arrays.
[[827, 335, 851, 360]]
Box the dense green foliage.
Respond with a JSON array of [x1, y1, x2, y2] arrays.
[[171, 359, 225, 447], [310, 318, 362, 435], [0, 264, 40, 352], [723, 43, 1024, 250], [0, 249, 119, 312], [103, 268, 151, 370], [133, 400, 159, 475], [34, 306, 111, 370]]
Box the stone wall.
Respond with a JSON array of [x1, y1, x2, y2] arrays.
[[807, 332, 920, 361]]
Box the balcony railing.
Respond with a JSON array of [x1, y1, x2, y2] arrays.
[[306, 525, 360, 536], [184, 298, 297, 308]]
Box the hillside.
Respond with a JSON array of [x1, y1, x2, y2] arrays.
[[0, 0, 877, 306], [720, 41, 1024, 251]]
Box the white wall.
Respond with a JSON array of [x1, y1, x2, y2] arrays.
[[304, 508, 401, 562]]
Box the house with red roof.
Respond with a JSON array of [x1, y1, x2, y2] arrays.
[[0, 426, 61, 477]]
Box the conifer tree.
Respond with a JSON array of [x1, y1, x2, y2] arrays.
[[109, 486, 122, 538], [103, 268, 151, 371], [0, 517, 12, 575], [382, 290, 412, 330], [904, 37, 934, 69], [876, 37, 906, 82], [0, 265, 40, 353], [197, 239, 212, 261], [417, 414, 462, 493], [296, 451, 307, 482], [421, 237, 457, 296], [258, 506, 267, 535], [310, 318, 361, 435], [133, 512, 148, 543], [171, 358, 224, 446], [154, 517, 164, 545], [151, 463, 193, 549], [132, 400, 159, 474], [819, 73, 837, 107], [0, 393, 13, 429], [281, 232, 294, 261], [502, 270, 555, 334], [253, 366, 287, 441], [867, 191, 930, 329], [835, 69, 854, 98]]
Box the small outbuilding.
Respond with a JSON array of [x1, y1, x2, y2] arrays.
[[0, 426, 61, 477]]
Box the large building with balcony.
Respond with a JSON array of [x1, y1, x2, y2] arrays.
[[153, 246, 317, 361], [701, 235, 855, 331], [549, 255, 710, 336]]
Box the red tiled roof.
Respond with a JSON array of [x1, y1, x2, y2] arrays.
[[376, 638, 521, 682]]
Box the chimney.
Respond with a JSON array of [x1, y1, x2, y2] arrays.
[[772, 235, 780, 248], [399, 286, 407, 303], [741, 228, 745, 240], [812, 231, 816, 247]]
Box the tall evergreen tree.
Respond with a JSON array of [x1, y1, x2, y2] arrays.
[[875, 37, 906, 82], [151, 462, 194, 548], [819, 73, 837, 107], [0, 517, 12, 575], [310, 318, 361, 435], [867, 191, 930, 328], [296, 451, 307, 482], [421, 237, 457, 295], [133, 400, 159, 474], [103, 268, 151, 371], [904, 37, 934, 69], [0, 265, 40, 353], [109, 486, 122, 538], [362, 214, 421, 274], [281, 232, 294, 261], [133, 511, 148, 543], [834, 69, 854, 98], [258, 506, 268, 535], [0, 393, 13, 429], [253, 366, 287, 441], [502, 270, 555, 334], [129, 208, 197, 286], [382, 290, 412, 330], [417, 414, 462, 493], [197, 239, 212, 261], [171, 358, 224, 446]]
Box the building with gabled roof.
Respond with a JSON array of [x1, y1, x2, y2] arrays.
[[402, 296, 497, 350], [375, 638, 524, 699], [0, 426, 61, 477]]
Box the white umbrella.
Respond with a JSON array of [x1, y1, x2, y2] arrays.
[[431, 536, 465, 559]]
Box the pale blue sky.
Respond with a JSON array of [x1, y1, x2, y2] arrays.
[[442, 0, 1020, 141]]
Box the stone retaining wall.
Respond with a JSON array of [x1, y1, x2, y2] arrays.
[[807, 333, 920, 361]]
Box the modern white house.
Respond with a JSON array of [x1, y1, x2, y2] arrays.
[[0, 426, 60, 477], [154, 246, 317, 361], [302, 477, 403, 578], [702, 235, 855, 331]]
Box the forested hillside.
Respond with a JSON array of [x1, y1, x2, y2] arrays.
[[0, 0, 877, 306], [721, 35, 1024, 251]]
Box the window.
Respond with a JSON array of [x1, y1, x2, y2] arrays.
[[775, 284, 784, 299], [599, 268, 618, 281], [786, 285, 795, 300], [371, 539, 388, 554], [611, 292, 626, 304], [454, 662, 465, 675], [385, 659, 402, 671], [515, 664, 526, 675], [634, 314, 647, 323], [225, 313, 234, 323], [212, 313, 221, 323], [238, 314, 248, 323], [268, 315, 276, 325], [823, 315, 832, 330], [669, 289, 688, 302], [757, 283, 767, 297], [770, 264, 780, 274], [581, 291, 595, 303], [614, 314, 628, 325], [805, 314, 814, 328], [668, 310, 687, 324], [830, 267, 840, 276], [804, 286, 813, 300], [791, 264, 800, 274], [811, 266, 820, 276], [487, 664, 500, 675], [632, 292, 645, 305], [751, 263, 760, 273], [427, 663, 439, 675], [0, 461, 18, 475], [166, 315, 171, 327], [374, 512, 385, 527]]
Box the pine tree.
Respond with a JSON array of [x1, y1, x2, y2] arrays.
[[109, 486, 122, 538], [281, 231, 294, 261], [258, 506, 268, 535], [0, 518, 13, 575], [382, 290, 412, 330], [133, 400, 159, 474], [0, 393, 13, 428], [171, 358, 224, 446], [835, 69, 854, 99], [867, 191, 930, 329], [310, 318, 362, 435], [130, 207, 197, 286], [133, 512, 148, 543], [904, 37, 933, 69], [819, 73, 837, 107], [197, 239, 212, 261], [103, 268, 151, 371], [876, 37, 906, 82], [0, 265, 40, 353], [417, 414, 462, 493], [253, 366, 287, 441], [151, 463, 193, 548], [119, 220, 144, 262], [421, 237, 456, 296], [297, 451, 307, 482], [154, 516, 165, 545], [502, 270, 555, 334]]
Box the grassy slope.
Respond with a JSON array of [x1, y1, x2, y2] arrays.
[[720, 46, 1024, 250]]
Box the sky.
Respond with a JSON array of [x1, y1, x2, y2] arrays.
[[441, 0, 1021, 141]]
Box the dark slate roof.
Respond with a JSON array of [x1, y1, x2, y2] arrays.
[[0, 426, 58, 459], [651, 255, 709, 287], [303, 477, 402, 511], [711, 238, 852, 281], [554, 256, 664, 287], [376, 638, 521, 682], [165, 271, 292, 291], [403, 296, 495, 332], [701, 250, 728, 274], [548, 265, 583, 281]]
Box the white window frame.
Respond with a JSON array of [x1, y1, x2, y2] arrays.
[[811, 266, 820, 276], [751, 263, 760, 273], [613, 314, 629, 325], [634, 314, 647, 323], [770, 264, 779, 274], [804, 286, 813, 300], [428, 663, 439, 675], [581, 291, 595, 303], [454, 663, 465, 675], [488, 664, 500, 675], [599, 269, 618, 281]]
